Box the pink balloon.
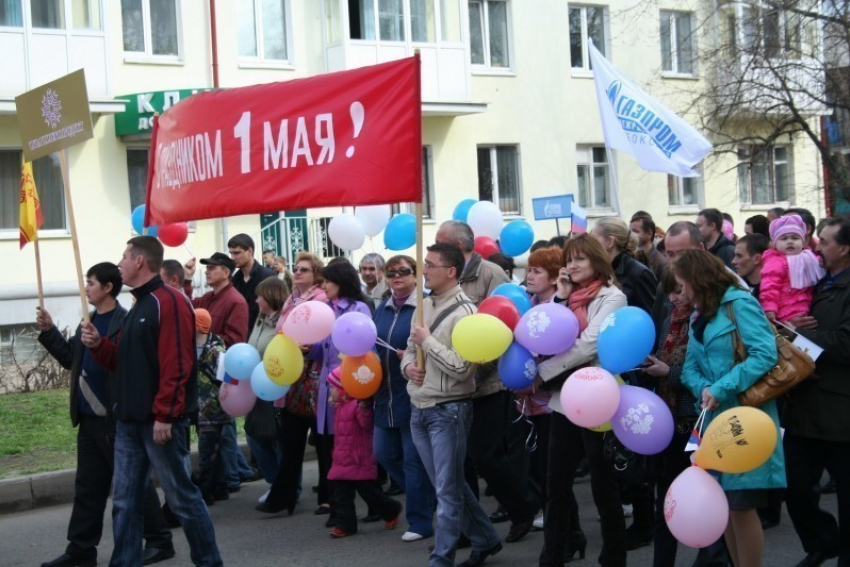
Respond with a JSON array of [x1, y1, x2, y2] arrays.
[[560, 367, 621, 428], [279, 300, 335, 345], [219, 380, 257, 417], [665, 466, 729, 548]]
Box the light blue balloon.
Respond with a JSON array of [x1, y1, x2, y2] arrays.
[[500, 220, 535, 257], [452, 199, 477, 222], [598, 306, 656, 374], [131, 204, 158, 237], [498, 342, 537, 390], [224, 343, 261, 380], [250, 363, 291, 402], [490, 283, 533, 316], [384, 213, 416, 250]]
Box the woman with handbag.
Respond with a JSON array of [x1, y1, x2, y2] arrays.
[[372, 255, 436, 542], [257, 252, 327, 516], [537, 235, 628, 567], [675, 249, 785, 567]]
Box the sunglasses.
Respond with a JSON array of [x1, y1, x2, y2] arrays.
[[293, 267, 313, 274], [386, 268, 414, 278]]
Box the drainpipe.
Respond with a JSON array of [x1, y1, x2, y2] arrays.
[[822, 116, 832, 217], [209, 0, 228, 249]]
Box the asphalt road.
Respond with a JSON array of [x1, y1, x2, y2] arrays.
[[0, 460, 837, 566]]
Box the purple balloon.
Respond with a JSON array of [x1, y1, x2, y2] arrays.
[[514, 302, 579, 355], [331, 312, 377, 357], [611, 385, 674, 455]]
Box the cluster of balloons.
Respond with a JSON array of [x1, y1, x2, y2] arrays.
[[331, 312, 383, 399], [453, 199, 535, 258], [326, 205, 416, 252], [131, 204, 189, 248]]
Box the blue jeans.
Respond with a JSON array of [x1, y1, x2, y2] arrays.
[[411, 402, 500, 567], [221, 421, 253, 489], [375, 423, 435, 537], [245, 434, 282, 484], [111, 420, 222, 567]]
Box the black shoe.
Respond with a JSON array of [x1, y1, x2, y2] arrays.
[[505, 517, 534, 543], [143, 547, 176, 565], [794, 551, 839, 567], [325, 514, 337, 528], [226, 485, 241, 494], [458, 542, 503, 567], [161, 503, 181, 529], [361, 511, 382, 523], [575, 458, 589, 478], [314, 505, 331, 515], [564, 531, 587, 563], [488, 508, 510, 524], [625, 525, 653, 551], [256, 502, 291, 515], [241, 468, 263, 483], [760, 517, 780, 530], [41, 553, 96, 567], [385, 482, 405, 496], [822, 477, 836, 494], [212, 490, 229, 502], [458, 534, 471, 549], [311, 485, 320, 493]]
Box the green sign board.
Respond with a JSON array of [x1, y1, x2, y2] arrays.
[[114, 88, 214, 136]]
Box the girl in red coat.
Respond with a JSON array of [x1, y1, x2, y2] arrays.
[[326, 369, 403, 537]]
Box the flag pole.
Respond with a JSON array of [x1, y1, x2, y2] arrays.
[[413, 49, 425, 369], [58, 149, 89, 324], [606, 146, 622, 214], [33, 237, 44, 310]]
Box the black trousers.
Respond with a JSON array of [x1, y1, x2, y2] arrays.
[[468, 391, 538, 523], [332, 480, 401, 533], [196, 424, 227, 499], [785, 433, 850, 564], [314, 430, 335, 509], [540, 412, 625, 567], [66, 415, 172, 559], [266, 410, 312, 511], [511, 411, 551, 512]]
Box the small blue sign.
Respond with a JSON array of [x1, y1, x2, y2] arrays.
[[532, 194, 574, 221]]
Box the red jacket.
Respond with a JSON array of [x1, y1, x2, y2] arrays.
[[186, 282, 249, 347], [327, 398, 377, 481]]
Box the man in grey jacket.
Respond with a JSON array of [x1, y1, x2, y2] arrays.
[[403, 243, 501, 567]]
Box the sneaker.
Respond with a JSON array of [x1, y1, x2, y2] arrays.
[[257, 488, 270, 504], [402, 531, 425, 542], [329, 528, 354, 538], [532, 513, 544, 530]]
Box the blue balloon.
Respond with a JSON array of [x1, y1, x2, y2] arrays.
[[498, 342, 538, 390], [490, 283, 533, 316], [384, 213, 416, 250], [250, 363, 291, 402], [224, 343, 262, 380], [130, 204, 158, 237], [500, 220, 535, 257], [598, 306, 656, 374], [452, 199, 477, 222]]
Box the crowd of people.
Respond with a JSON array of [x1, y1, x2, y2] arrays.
[[31, 206, 848, 567]]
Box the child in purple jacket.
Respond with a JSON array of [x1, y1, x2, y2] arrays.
[[326, 368, 403, 537]]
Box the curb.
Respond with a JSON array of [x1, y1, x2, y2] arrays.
[[0, 444, 317, 516]]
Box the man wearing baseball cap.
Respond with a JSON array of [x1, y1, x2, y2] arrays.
[[189, 252, 249, 348]]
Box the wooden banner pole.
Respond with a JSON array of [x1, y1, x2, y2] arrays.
[[58, 149, 89, 324], [415, 201, 425, 369], [33, 237, 45, 311]]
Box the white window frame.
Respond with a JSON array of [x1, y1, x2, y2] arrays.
[[568, 4, 608, 76], [667, 167, 704, 215], [122, 0, 183, 64], [0, 148, 69, 240], [575, 145, 615, 213], [725, 0, 818, 61], [468, 0, 514, 74], [737, 144, 793, 206], [660, 10, 697, 77], [477, 144, 523, 217], [238, 0, 294, 69], [392, 146, 435, 220]]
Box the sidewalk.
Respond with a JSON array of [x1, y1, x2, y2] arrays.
[[0, 444, 316, 516]]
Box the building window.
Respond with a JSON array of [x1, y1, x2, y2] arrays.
[[72, 0, 102, 29], [0, 324, 41, 368], [668, 174, 700, 207], [726, 2, 818, 60], [121, 0, 180, 57], [477, 145, 521, 215], [576, 146, 610, 209], [0, 150, 66, 232], [239, 0, 290, 62], [660, 10, 695, 75], [127, 149, 149, 212], [738, 145, 791, 204], [348, 0, 459, 42], [392, 146, 434, 219], [469, 0, 510, 68], [411, 0, 435, 42], [31, 0, 63, 28], [0, 1, 24, 26], [569, 4, 606, 71]]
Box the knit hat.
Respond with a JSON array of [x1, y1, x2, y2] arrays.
[[328, 367, 343, 390], [769, 214, 806, 244], [195, 308, 212, 334]]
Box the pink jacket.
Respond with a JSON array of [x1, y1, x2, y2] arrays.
[[327, 398, 377, 481], [759, 249, 814, 322]]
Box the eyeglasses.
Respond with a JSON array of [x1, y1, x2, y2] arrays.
[[423, 262, 449, 270], [293, 267, 312, 274], [386, 268, 414, 278]]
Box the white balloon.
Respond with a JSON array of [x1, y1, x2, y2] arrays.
[[355, 205, 392, 237], [467, 201, 504, 240], [328, 214, 366, 251]]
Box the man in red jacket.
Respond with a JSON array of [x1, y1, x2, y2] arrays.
[[189, 252, 249, 347], [82, 236, 223, 567]]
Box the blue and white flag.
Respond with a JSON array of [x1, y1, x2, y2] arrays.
[[588, 41, 712, 178]]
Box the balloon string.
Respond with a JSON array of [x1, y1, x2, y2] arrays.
[[375, 337, 395, 351], [183, 243, 194, 257], [513, 398, 538, 452]]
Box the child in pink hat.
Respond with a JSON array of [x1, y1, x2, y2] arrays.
[[760, 214, 825, 322]]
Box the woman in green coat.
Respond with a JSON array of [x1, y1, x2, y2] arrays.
[[674, 250, 785, 567]]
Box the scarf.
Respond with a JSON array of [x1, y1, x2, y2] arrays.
[[568, 278, 606, 333], [787, 249, 826, 290], [393, 291, 411, 308], [656, 304, 691, 411]]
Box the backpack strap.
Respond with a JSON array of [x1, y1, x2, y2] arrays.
[[429, 300, 475, 334]]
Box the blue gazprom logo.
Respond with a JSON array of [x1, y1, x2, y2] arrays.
[[606, 80, 682, 158]]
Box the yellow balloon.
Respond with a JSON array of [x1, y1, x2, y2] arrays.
[[694, 406, 778, 474], [589, 421, 612, 433], [263, 334, 304, 386], [451, 314, 513, 363]]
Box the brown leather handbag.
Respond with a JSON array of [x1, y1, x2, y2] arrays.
[[726, 304, 816, 407]]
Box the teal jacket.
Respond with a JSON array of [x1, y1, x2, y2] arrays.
[[682, 287, 786, 491]]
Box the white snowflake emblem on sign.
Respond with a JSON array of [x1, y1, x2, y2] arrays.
[[41, 88, 62, 129], [526, 311, 551, 338], [353, 365, 375, 385], [523, 359, 537, 381], [620, 403, 654, 435], [601, 312, 617, 333]]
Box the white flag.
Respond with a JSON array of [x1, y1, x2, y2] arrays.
[[588, 41, 712, 178]]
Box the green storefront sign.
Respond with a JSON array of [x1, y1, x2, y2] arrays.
[[114, 88, 214, 136]]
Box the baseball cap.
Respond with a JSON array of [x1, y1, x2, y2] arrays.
[[200, 252, 235, 273]]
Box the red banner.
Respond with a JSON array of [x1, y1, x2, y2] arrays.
[[145, 57, 421, 225]]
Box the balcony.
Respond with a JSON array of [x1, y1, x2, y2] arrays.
[[0, 0, 122, 114], [321, 0, 486, 116]]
